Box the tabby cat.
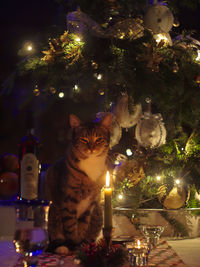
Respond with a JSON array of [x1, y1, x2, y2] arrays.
[[43, 113, 112, 254]]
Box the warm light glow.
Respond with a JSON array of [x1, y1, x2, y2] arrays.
[[137, 240, 141, 248], [74, 84, 79, 91], [27, 45, 33, 51], [118, 194, 123, 200], [75, 37, 81, 42], [97, 74, 102, 80], [126, 148, 133, 156], [175, 179, 180, 185], [58, 92, 64, 98], [106, 171, 110, 187], [154, 34, 169, 44], [156, 176, 161, 181], [114, 160, 120, 165], [196, 50, 200, 61]]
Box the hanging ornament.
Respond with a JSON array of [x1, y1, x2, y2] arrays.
[[113, 159, 145, 185], [158, 184, 190, 209], [173, 19, 180, 27], [113, 93, 142, 129], [33, 84, 40, 96], [50, 87, 56, 94], [144, 2, 174, 34], [96, 112, 122, 148], [173, 61, 179, 73], [66, 9, 144, 40], [135, 99, 166, 148]]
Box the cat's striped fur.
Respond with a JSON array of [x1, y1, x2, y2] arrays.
[[44, 114, 112, 254]]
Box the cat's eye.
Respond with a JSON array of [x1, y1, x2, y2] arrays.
[[95, 137, 104, 144], [79, 137, 88, 144]]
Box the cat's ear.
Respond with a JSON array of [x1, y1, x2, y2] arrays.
[[69, 114, 81, 128], [100, 113, 113, 129]]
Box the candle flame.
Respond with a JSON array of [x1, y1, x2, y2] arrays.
[[106, 171, 110, 187], [137, 240, 141, 248]]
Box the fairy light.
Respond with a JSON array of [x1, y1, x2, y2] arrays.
[[118, 194, 123, 200], [58, 92, 64, 98], [154, 34, 170, 44], [175, 179, 180, 185], [196, 50, 200, 61], [126, 148, 133, 156], [97, 74, 102, 80], [156, 176, 161, 181], [27, 45, 33, 51], [114, 160, 120, 165], [75, 37, 81, 42]]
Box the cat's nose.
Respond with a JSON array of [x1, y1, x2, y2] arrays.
[[88, 144, 95, 153]]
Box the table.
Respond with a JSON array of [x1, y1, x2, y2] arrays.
[[12, 239, 187, 267]]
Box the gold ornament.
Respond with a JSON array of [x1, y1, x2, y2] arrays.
[[113, 159, 145, 186], [173, 19, 180, 27], [196, 75, 200, 84], [33, 84, 40, 96], [158, 185, 189, 209]]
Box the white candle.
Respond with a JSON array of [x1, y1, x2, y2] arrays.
[[104, 171, 112, 229]]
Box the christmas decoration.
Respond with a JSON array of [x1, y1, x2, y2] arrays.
[[113, 159, 145, 186], [75, 239, 129, 267], [42, 31, 84, 65], [135, 112, 166, 148], [144, 2, 174, 34], [67, 9, 144, 40], [158, 185, 189, 209], [113, 93, 142, 129], [96, 112, 122, 148]]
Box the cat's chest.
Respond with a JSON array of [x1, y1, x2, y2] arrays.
[[78, 154, 107, 182], [77, 195, 92, 219]]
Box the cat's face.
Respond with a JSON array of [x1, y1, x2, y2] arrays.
[[70, 114, 112, 157]]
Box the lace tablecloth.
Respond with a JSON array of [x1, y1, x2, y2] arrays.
[[0, 239, 187, 267]]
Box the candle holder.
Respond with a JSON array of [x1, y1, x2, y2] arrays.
[[103, 227, 115, 248], [126, 240, 149, 267]]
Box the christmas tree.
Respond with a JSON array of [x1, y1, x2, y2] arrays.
[[2, 0, 200, 234]]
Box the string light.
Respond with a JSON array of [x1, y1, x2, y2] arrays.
[[75, 37, 81, 42], [156, 176, 161, 181], [196, 50, 200, 61], [175, 179, 180, 185], [126, 148, 133, 156], [118, 194, 123, 200], [58, 92, 64, 98], [154, 34, 170, 45]]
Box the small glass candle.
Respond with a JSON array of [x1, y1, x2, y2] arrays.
[[126, 240, 148, 267]]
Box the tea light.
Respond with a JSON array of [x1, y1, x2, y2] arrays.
[[127, 240, 148, 267]]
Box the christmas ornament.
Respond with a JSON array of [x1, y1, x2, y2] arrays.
[[144, 3, 174, 34], [67, 9, 144, 40], [135, 110, 166, 149], [113, 159, 145, 185], [113, 93, 142, 129], [42, 31, 84, 65], [96, 112, 122, 148], [158, 185, 189, 209]]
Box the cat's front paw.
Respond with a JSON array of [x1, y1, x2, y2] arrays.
[[55, 245, 70, 255]]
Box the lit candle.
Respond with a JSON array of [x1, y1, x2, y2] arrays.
[[104, 171, 112, 229], [137, 240, 141, 249]]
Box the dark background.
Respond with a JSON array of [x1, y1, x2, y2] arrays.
[[0, 0, 200, 163]]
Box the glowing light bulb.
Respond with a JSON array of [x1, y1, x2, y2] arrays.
[[196, 50, 200, 61], [58, 92, 64, 98], [114, 160, 120, 165], [126, 148, 132, 156], [118, 194, 123, 200], [175, 179, 180, 185], [156, 176, 161, 181], [75, 37, 81, 42], [74, 84, 79, 91], [27, 45, 33, 51], [97, 74, 102, 80], [154, 34, 169, 44]]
